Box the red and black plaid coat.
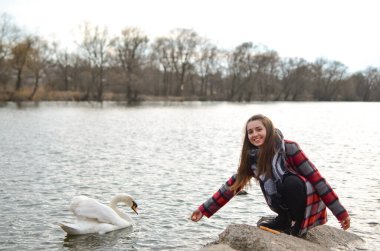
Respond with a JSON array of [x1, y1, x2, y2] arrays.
[[198, 139, 349, 235]]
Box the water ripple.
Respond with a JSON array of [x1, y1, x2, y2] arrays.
[[0, 102, 379, 250]]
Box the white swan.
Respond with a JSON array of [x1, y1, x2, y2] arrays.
[[60, 193, 138, 235]]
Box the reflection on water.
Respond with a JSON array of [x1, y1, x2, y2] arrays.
[[0, 101, 379, 250], [62, 227, 135, 250]]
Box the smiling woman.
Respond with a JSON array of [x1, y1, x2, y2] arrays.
[[192, 114, 351, 237]]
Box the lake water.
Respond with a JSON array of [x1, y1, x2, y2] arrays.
[[0, 101, 379, 250]]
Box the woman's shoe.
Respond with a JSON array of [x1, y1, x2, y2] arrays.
[[283, 221, 306, 238], [258, 214, 291, 231]]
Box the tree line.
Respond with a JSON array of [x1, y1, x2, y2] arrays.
[[1, 13, 380, 103]]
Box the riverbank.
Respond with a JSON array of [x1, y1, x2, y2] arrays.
[[200, 224, 366, 251], [0, 88, 221, 103]]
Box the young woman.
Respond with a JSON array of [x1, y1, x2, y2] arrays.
[[191, 114, 350, 236]]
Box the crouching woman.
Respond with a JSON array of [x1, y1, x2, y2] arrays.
[[191, 114, 350, 237]]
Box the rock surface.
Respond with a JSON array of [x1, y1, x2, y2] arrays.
[[200, 223, 365, 251]]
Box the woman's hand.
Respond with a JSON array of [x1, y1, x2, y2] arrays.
[[340, 216, 351, 230], [191, 209, 203, 222]]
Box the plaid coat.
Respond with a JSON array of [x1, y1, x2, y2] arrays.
[[198, 139, 349, 235]]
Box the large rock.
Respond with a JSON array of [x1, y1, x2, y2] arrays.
[[200, 223, 365, 251]]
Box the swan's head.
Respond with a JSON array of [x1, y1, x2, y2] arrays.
[[111, 193, 138, 215], [131, 200, 138, 215]]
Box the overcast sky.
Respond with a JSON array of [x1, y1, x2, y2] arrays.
[[1, 0, 379, 72]]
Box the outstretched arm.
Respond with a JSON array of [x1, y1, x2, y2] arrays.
[[285, 140, 350, 228], [191, 174, 238, 220]]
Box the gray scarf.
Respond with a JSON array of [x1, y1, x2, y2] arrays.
[[249, 129, 287, 208]]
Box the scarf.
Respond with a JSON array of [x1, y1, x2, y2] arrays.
[[249, 129, 287, 209]]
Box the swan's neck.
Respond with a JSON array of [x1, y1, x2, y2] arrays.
[[109, 195, 132, 222], [110, 199, 124, 218]]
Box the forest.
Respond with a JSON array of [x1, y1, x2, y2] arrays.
[[1, 13, 380, 103]]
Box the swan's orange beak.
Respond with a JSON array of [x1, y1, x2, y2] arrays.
[[131, 201, 138, 215]]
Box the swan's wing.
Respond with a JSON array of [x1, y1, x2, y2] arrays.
[[60, 223, 83, 235], [70, 196, 121, 225], [117, 209, 133, 223]]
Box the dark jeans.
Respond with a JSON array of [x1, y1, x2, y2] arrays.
[[278, 174, 306, 222]]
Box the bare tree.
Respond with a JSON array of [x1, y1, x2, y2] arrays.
[[27, 36, 51, 100], [360, 67, 380, 101], [78, 22, 109, 101], [0, 13, 20, 91], [195, 39, 220, 98], [226, 42, 255, 101], [151, 37, 174, 96], [110, 27, 148, 102], [368, 68, 380, 100], [311, 58, 347, 101], [168, 29, 200, 96], [249, 50, 280, 101], [278, 58, 310, 101], [10, 37, 33, 91], [53, 43, 72, 91]]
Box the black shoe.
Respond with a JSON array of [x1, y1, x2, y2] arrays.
[[283, 221, 306, 238], [258, 214, 291, 231]]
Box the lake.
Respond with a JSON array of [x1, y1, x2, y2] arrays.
[[0, 101, 379, 250]]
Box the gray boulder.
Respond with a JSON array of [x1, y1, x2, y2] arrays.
[[200, 223, 365, 251]]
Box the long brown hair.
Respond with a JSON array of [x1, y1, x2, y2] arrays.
[[230, 114, 277, 193]]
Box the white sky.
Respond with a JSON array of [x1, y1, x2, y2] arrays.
[[1, 0, 379, 72]]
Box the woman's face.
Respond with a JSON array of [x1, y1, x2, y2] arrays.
[[247, 120, 267, 148]]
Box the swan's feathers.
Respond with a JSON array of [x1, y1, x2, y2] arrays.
[[60, 221, 118, 235], [60, 223, 82, 235], [70, 195, 123, 226]]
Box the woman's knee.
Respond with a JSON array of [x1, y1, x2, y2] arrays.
[[283, 175, 305, 195], [282, 175, 306, 221]]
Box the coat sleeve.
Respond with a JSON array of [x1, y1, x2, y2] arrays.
[[198, 174, 238, 218], [285, 140, 349, 221]]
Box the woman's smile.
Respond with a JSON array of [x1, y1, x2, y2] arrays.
[[247, 120, 267, 147], [252, 136, 264, 145]]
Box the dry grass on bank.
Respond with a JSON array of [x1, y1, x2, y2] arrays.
[[0, 87, 85, 102], [0, 87, 204, 102]]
